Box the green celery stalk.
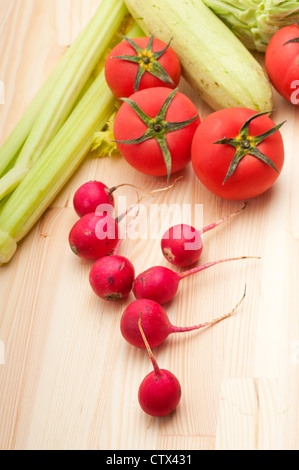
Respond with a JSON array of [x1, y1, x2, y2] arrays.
[[0, 21, 143, 265], [0, 165, 29, 201], [0, 73, 114, 264], [0, 52, 70, 177], [0, 0, 128, 177], [0, 0, 128, 184], [14, 0, 126, 166]]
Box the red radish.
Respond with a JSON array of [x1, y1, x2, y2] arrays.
[[133, 256, 259, 304], [89, 234, 135, 301], [121, 288, 246, 349], [73, 181, 116, 217], [161, 204, 246, 267], [89, 254, 135, 301], [73, 180, 158, 218], [88, 200, 144, 300], [69, 212, 119, 261], [138, 313, 181, 417]]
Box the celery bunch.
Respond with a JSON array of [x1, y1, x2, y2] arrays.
[[0, 0, 143, 265]]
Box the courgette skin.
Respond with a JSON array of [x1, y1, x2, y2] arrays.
[[124, 0, 273, 112]]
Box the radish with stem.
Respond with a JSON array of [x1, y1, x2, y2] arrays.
[[69, 190, 134, 261], [73, 176, 183, 217], [121, 286, 246, 348], [69, 192, 141, 261], [161, 203, 247, 267], [133, 256, 259, 304], [138, 312, 182, 417], [73, 180, 158, 217]]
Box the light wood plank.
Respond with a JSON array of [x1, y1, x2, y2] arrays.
[[0, 0, 298, 451]]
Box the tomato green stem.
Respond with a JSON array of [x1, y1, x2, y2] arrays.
[[284, 37, 299, 45], [112, 34, 174, 92], [213, 111, 286, 185], [114, 88, 198, 180]]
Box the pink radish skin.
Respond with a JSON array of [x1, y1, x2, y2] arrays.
[[89, 255, 135, 301], [133, 256, 258, 304], [162, 224, 201, 267], [73, 181, 115, 217], [73, 180, 165, 218], [138, 369, 181, 417], [121, 291, 245, 349], [138, 313, 181, 417], [161, 204, 246, 268], [88, 203, 140, 300], [69, 212, 119, 261]]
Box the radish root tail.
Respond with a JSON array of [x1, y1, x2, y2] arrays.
[[208, 284, 247, 328]]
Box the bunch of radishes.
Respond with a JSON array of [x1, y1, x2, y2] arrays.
[[69, 180, 137, 301], [68, 179, 255, 418]]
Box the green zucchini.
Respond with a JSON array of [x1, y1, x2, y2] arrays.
[[124, 0, 273, 112]]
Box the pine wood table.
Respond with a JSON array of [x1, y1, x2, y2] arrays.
[[0, 0, 298, 450]]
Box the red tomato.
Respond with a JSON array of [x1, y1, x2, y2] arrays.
[[265, 23, 299, 105], [191, 108, 285, 201], [114, 87, 200, 178], [105, 35, 181, 99]]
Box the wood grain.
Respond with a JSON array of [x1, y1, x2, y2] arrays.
[[0, 0, 298, 450]]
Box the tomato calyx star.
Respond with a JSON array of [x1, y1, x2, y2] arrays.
[[114, 88, 198, 180], [213, 111, 286, 185], [111, 34, 175, 93]]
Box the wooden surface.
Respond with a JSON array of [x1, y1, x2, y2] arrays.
[[0, 0, 298, 451]]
